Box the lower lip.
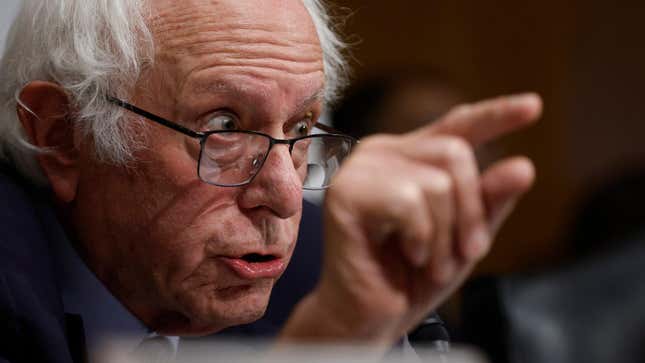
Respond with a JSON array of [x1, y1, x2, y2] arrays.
[[219, 257, 286, 279]]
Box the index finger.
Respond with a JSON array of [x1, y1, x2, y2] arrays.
[[415, 93, 543, 147]]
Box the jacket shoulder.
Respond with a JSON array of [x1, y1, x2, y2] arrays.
[[0, 169, 73, 363]]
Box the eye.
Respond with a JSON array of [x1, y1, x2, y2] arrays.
[[205, 113, 239, 131], [289, 112, 314, 137], [292, 121, 310, 137]]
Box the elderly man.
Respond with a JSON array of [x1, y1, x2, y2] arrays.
[[0, 0, 541, 362]]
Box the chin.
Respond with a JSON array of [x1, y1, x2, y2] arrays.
[[180, 279, 275, 334]]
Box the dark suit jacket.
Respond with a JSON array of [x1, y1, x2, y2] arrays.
[[0, 167, 85, 363]]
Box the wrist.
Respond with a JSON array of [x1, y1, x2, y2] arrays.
[[278, 288, 400, 348]]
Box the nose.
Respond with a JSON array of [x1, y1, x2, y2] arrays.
[[237, 143, 302, 219]]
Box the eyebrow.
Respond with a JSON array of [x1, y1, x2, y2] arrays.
[[292, 87, 325, 117], [193, 81, 249, 98], [192, 80, 325, 118]]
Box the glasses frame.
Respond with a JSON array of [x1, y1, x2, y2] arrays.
[[107, 96, 357, 189]]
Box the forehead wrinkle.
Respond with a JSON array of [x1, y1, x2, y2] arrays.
[[151, 0, 316, 32], [152, 13, 323, 98], [186, 72, 323, 107], [158, 26, 319, 52], [185, 59, 322, 79], [149, 0, 324, 115], [177, 63, 322, 105], [151, 0, 321, 57], [175, 39, 321, 63], [157, 28, 322, 70], [191, 80, 271, 101]]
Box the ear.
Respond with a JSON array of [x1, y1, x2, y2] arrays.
[[17, 81, 80, 203]]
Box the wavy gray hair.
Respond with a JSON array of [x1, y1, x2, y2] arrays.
[[0, 0, 349, 185]]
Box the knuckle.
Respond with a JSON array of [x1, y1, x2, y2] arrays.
[[442, 136, 472, 161], [428, 170, 453, 195], [397, 181, 425, 211]]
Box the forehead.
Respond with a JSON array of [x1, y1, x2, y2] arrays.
[[148, 0, 324, 104], [151, 0, 320, 51], [153, 0, 315, 30]]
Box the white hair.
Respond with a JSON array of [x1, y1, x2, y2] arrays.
[[302, 0, 350, 103], [0, 0, 349, 185]]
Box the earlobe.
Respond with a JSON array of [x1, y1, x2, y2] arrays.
[[17, 81, 80, 203]]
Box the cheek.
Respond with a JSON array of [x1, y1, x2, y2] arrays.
[[107, 132, 302, 302], [140, 191, 241, 290], [132, 134, 239, 240], [114, 140, 242, 285]]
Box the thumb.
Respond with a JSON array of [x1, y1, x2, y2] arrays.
[[481, 156, 536, 237]]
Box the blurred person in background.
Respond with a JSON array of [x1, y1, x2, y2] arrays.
[[333, 68, 465, 139], [333, 69, 501, 170], [0, 1, 540, 362], [459, 166, 645, 363]]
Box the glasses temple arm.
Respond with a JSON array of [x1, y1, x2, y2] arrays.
[[314, 122, 346, 135], [108, 96, 204, 139]]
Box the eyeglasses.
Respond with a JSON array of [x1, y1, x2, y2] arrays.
[[108, 97, 358, 190]]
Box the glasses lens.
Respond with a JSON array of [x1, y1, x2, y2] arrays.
[[293, 135, 355, 190], [198, 132, 271, 186]]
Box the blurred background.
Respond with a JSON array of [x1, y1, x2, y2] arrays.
[[328, 1, 645, 361], [3, 1, 645, 362], [4, 0, 641, 280], [330, 0, 645, 273]]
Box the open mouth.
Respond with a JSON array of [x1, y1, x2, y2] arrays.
[[240, 253, 277, 263], [220, 253, 286, 279]]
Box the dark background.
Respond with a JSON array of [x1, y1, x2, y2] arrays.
[[332, 0, 645, 276]]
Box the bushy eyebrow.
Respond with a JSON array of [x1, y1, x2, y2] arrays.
[[192, 80, 324, 118], [292, 88, 325, 117], [193, 81, 250, 98]]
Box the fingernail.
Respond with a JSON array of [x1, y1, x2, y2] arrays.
[[512, 93, 540, 106], [515, 92, 536, 99], [467, 226, 490, 259]]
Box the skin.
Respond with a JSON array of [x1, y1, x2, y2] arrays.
[[16, 0, 543, 351]]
